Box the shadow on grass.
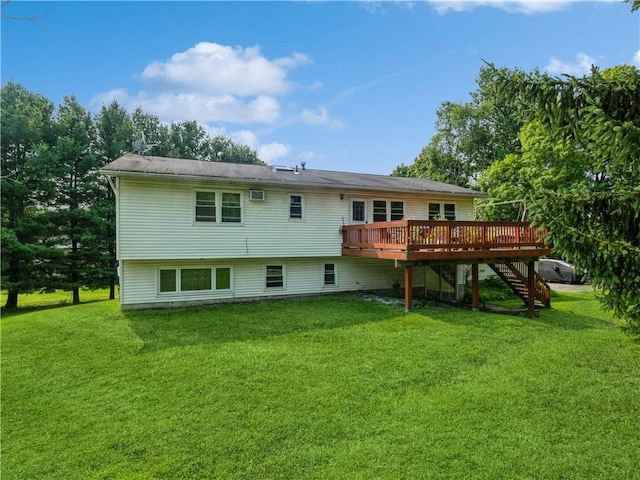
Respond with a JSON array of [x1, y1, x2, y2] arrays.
[[411, 294, 613, 332], [1, 298, 113, 319], [125, 294, 399, 353]]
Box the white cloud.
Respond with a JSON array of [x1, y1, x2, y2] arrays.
[[300, 106, 344, 130], [91, 41, 343, 158], [430, 0, 574, 14], [89, 88, 131, 109], [545, 53, 597, 76], [141, 42, 310, 96], [228, 130, 259, 149], [258, 142, 292, 163], [633, 50, 640, 67], [130, 92, 281, 124]]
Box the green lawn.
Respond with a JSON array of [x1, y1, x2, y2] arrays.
[[2, 292, 639, 479]]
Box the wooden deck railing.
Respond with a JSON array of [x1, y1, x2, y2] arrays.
[[341, 220, 549, 260]]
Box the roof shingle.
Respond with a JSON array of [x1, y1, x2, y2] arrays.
[[101, 153, 484, 197]]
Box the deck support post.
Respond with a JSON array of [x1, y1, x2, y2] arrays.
[[471, 263, 479, 310], [527, 260, 535, 318], [404, 266, 413, 312]]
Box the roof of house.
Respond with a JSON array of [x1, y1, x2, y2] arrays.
[[101, 153, 484, 197]]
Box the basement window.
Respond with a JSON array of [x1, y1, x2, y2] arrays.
[[159, 267, 233, 294], [266, 265, 284, 288], [324, 263, 336, 286]]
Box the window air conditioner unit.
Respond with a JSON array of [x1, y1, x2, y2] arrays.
[[249, 190, 265, 201]]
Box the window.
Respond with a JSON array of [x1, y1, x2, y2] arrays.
[[290, 195, 303, 219], [216, 267, 231, 290], [158, 267, 232, 294], [195, 191, 242, 224], [324, 263, 336, 285], [428, 203, 441, 220], [390, 201, 404, 221], [444, 203, 456, 220], [352, 200, 366, 223], [373, 200, 387, 222], [221, 193, 242, 223], [428, 202, 456, 220], [181, 268, 212, 291], [195, 192, 216, 222], [160, 269, 177, 293], [266, 265, 284, 288], [373, 200, 405, 222]]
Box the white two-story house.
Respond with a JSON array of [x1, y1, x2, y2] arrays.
[[101, 153, 550, 314]]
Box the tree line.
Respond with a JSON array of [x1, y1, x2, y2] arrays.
[[394, 63, 640, 334], [1, 82, 263, 309]]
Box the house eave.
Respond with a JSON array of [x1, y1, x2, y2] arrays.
[[98, 168, 486, 198]]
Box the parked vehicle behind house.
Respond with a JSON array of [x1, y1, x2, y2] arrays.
[[539, 259, 585, 284]]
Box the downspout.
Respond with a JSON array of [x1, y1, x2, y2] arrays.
[[106, 176, 123, 308]]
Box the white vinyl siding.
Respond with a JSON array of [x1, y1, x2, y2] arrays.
[[120, 257, 416, 308], [117, 178, 476, 261]]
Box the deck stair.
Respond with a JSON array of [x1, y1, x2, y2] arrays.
[[488, 262, 551, 308], [427, 265, 456, 290]]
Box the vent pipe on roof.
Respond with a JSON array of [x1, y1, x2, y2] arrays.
[[300, 161, 306, 171]]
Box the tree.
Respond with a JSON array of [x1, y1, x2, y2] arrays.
[[479, 120, 589, 220], [490, 64, 640, 333], [48, 95, 103, 304], [394, 66, 526, 187], [95, 101, 134, 299], [131, 107, 172, 156], [208, 135, 263, 165], [168, 120, 210, 160], [1, 82, 57, 309]]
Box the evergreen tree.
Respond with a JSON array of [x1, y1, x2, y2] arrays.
[[1, 82, 57, 308], [48, 95, 103, 304], [95, 101, 134, 299]]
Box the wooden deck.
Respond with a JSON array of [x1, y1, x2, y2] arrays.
[[341, 220, 551, 262]]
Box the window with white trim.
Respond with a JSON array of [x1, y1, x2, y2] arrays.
[[428, 202, 456, 220], [373, 200, 387, 222], [221, 193, 242, 223], [195, 192, 216, 222], [390, 201, 404, 220], [289, 195, 303, 219], [373, 200, 404, 222], [443, 203, 456, 220], [195, 191, 242, 224], [159, 266, 233, 294], [266, 265, 284, 288], [324, 263, 336, 286], [351, 200, 366, 223]]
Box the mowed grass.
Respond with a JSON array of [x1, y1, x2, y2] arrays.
[[2, 292, 639, 479], [1, 288, 115, 310]]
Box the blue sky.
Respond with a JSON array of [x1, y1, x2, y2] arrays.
[[2, 1, 638, 174]]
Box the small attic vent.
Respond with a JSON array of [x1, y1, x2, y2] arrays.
[[249, 190, 265, 201]]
